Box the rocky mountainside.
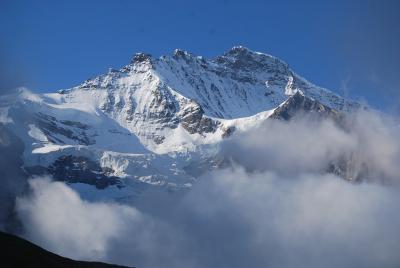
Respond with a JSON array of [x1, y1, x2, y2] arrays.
[[0, 46, 359, 202]]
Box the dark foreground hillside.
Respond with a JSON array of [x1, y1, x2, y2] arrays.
[[0, 231, 132, 268]]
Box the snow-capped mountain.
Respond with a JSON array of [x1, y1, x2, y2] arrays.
[[0, 46, 359, 201]]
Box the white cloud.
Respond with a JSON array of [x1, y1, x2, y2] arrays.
[[15, 110, 400, 268], [222, 111, 400, 184], [16, 178, 143, 260]]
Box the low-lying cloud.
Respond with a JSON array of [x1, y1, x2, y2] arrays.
[[17, 178, 144, 260], [222, 111, 400, 184], [15, 110, 400, 268]]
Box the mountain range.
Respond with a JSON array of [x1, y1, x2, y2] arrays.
[[0, 46, 360, 204]]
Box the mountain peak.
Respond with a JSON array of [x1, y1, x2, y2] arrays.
[[225, 45, 253, 55], [224, 46, 276, 59], [214, 46, 288, 74], [172, 49, 194, 60], [131, 52, 152, 64]]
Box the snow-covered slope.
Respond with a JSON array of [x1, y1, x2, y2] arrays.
[[0, 46, 358, 200]]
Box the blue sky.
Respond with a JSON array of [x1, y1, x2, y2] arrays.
[[1, 0, 399, 113]]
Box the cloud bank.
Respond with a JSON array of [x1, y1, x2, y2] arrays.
[[15, 110, 400, 268], [222, 111, 400, 183]]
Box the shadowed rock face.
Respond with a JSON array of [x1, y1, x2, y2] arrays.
[[0, 231, 132, 268], [270, 91, 342, 121], [179, 101, 220, 134], [25, 155, 122, 189], [221, 126, 236, 138], [327, 154, 370, 182], [146, 84, 179, 127], [35, 113, 96, 146], [48, 155, 122, 189]]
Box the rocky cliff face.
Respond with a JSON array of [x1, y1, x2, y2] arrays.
[[0, 46, 359, 199]]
